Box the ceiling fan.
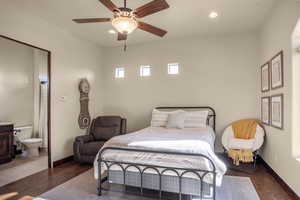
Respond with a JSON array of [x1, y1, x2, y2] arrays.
[[73, 0, 169, 50]]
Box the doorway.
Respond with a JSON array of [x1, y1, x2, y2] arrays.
[[0, 35, 52, 187]]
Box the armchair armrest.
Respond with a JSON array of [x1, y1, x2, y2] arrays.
[[75, 135, 94, 144]]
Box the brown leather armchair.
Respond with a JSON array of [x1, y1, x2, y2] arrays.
[[73, 116, 126, 164]]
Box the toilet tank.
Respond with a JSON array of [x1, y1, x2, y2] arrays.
[[15, 125, 33, 141]]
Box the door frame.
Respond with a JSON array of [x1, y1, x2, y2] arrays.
[[0, 35, 52, 168]]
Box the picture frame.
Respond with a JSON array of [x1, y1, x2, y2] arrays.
[[261, 62, 270, 92], [271, 51, 284, 90], [271, 94, 284, 129], [261, 96, 270, 125]]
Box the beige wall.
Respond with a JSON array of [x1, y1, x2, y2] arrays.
[[293, 20, 300, 160], [259, 0, 300, 196], [0, 3, 103, 163], [102, 33, 260, 151], [0, 38, 34, 127]]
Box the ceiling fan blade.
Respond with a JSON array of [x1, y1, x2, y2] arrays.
[[138, 21, 167, 37], [73, 18, 111, 23], [117, 33, 127, 41], [134, 0, 169, 18], [98, 0, 118, 12]]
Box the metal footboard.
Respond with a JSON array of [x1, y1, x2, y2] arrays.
[[97, 147, 217, 200]]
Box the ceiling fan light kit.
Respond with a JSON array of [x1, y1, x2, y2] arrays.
[[111, 9, 138, 34], [73, 0, 169, 50]]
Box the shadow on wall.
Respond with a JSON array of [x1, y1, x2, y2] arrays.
[[103, 105, 152, 132], [292, 18, 300, 159]]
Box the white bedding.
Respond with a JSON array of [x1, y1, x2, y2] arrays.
[[94, 126, 227, 186]]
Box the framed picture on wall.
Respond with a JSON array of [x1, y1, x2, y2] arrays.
[[271, 94, 284, 129], [261, 62, 270, 92], [271, 51, 284, 89], [261, 96, 270, 125]]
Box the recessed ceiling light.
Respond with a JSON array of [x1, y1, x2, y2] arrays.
[[108, 29, 116, 34], [209, 11, 218, 19]]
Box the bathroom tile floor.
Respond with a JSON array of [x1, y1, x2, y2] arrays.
[[0, 151, 48, 187]]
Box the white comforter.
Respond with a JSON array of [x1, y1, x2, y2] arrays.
[[94, 127, 227, 186]]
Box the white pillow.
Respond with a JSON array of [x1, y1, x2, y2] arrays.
[[151, 109, 182, 127], [166, 111, 186, 129], [184, 111, 209, 128]]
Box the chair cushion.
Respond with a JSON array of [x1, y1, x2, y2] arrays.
[[93, 126, 120, 141], [91, 116, 122, 140], [79, 141, 105, 155], [228, 138, 255, 150], [75, 135, 93, 143], [222, 125, 265, 151]]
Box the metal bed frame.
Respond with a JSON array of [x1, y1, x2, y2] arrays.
[[97, 106, 217, 200]]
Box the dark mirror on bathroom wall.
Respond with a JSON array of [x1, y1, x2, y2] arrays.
[[0, 35, 51, 187]]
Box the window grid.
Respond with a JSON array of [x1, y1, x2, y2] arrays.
[[168, 63, 179, 75], [140, 65, 151, 77], [115, 67, 125, 78]]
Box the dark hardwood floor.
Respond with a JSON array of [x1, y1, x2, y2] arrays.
[[0, 160, 298, 200], [228, 165, 297, 200], [0, 161, 91, 200]]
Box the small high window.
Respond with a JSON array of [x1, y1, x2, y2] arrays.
[[168, 63, 179, 75], [115, 67, 125, 78], [140, 65, 151, 77]]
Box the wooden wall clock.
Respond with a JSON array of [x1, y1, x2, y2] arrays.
[[78, 79, 91, 129]]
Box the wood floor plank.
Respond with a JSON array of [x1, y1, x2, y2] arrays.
[[0, 161, 91, 200], [0, 160, 298, 200]]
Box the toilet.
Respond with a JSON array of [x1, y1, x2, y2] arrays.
[[15, 126, 43, 157]]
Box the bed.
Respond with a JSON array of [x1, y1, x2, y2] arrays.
[[94, 107, 227, 200]]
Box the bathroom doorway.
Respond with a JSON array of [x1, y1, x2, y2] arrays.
[[0, 35, 52, 187]]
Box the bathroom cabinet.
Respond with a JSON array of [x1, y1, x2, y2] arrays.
[[0, 123, 14, 164]]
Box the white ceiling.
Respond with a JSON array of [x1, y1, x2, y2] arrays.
[[9, 0, 276, 47]]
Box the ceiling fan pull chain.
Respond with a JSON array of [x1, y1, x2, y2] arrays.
[[124, 40, 127, 51]]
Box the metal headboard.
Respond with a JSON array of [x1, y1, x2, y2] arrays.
[[155, 106, 216, 132]]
